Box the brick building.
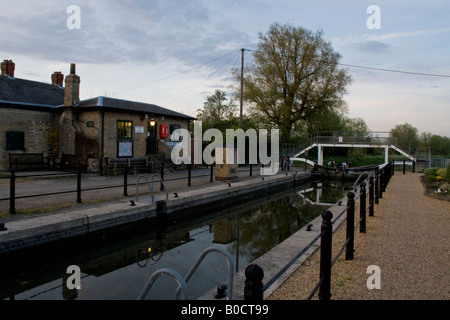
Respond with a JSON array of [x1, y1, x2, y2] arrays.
[[0, 59, 195, 172]]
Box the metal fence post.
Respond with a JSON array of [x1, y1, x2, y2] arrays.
[[359, 182, 366, 233], [318, 210, 333, 300], [210, 163, 214, 183], [379, 169, 384, 199], [375, 170, 379, 204], [77, 165, 82, 203], [160, 154, 165, 191], [345, 192, 355, 260], [369, 176, 374, 217], [188, 164, 192, 187], [123, 164, 128, 197], [9, 169, 16, 214]]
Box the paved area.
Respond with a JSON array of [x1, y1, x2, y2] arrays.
[[0, 167, 234, 218], [269, 172, 450, 300]]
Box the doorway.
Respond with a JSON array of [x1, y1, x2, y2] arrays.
[[146, 121, 157, 155]]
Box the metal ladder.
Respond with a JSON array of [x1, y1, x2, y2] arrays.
[[137, 246, 235, 300], [135, 173, 168, 203]]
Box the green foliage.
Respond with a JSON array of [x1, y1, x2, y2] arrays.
[[238, 23, 352, 143], [446, 162, 450, 182], [424, 167, 439, 181], [437, 168, 446, 180]]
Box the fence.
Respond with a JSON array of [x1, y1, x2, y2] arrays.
[[244, 162, 393, 300], [1, 163, 264, 215]]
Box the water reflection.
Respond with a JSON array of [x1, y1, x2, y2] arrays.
[[0, 180, 351, 300]]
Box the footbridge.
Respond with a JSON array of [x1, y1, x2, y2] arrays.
[[282, 131, 417, 166]]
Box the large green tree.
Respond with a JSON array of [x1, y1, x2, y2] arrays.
[[239, 23, 352, 143], [390, 123, 419, 151], [195, 89, 257, 133]]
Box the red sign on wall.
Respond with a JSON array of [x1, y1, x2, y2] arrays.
[[159, 124, 169, 139]]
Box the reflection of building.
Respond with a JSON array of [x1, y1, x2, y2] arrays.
[[213, 217, 237, 244], [0, 59, 195, 171]]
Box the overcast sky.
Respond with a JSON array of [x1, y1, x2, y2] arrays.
[[1, 0, 449, 136]]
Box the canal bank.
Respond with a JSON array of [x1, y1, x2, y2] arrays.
[[199, 183, 354, 300], [0, 171, 311, 255]]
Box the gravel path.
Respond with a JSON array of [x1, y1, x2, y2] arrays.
[[269, 172, 450, 300]]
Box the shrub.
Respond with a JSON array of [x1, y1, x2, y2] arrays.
[[424, 167, 439, 181], [437, 168, 446, 181], [446, 162, 450, 182]]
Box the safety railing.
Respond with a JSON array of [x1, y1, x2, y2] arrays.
[[137, 246, 234, 300], [135, 173, 168, 204], [282, 131, 417, 160], [1, 164, 262, 215]]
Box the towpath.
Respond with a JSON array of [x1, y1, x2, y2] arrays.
[[269, 172, 450, 300]]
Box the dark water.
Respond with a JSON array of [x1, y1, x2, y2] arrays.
[[0, 180, 351, 300]]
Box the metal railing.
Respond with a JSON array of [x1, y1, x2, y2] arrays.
[[1, 164, 261, 215], [244, 162, 394, 300], [135, 173, 168, 204], [137, 246, 234, 300], [282, 131, 417, 160]]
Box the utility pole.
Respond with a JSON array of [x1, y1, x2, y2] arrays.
[[240, 48, 245, 128]]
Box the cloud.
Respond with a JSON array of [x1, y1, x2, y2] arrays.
[[351, 40, 392, 53], [0, 0, 253, 67]]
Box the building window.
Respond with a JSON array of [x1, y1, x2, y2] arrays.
[[117, 120, 133, 139], [170, 124, 180, 141], [117, 121, 133, 157], [6, 131, 25, 150]]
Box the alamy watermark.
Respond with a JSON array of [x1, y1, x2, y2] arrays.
[[366, 5, 381, 30], [171, 122, 280, 176], [66, 5, 81, 30], [366, 265, 381, 289], [65, 265, 81, 290]]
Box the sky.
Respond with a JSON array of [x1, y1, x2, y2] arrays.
[[1, 0, 449, 137]]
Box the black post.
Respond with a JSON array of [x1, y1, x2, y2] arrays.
[[318, 210, 333, 301], [188, 164, 192, 187], [123, 164, 128, 197], [379, 169, 384, 199], [403, 159, 406, 175], [345, 192, 355, 260], [244, 263, 264, 301], [210, 163, 214, 183], [369, 176, 374, 217], [375, 171, 379, 204], [160, 154, 165, 191], [249, 164, 253, 176], [9, 169, 16, 214], [359, 182, 366, 233], [77, 165, 82, 203]]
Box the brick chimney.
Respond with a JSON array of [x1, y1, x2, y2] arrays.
[[64, 63, 80, 107], [1, 60, 15, 77], [51, 71, 64, 86], [59, 63, 81, 156]]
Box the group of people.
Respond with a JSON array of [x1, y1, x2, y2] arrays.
[[327, 159, 352, 170], [280, 156, 353, 172]]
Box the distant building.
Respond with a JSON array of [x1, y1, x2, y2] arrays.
[[0, 59, 195, 172]]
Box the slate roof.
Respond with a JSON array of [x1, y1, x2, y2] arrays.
[[0, 75, 196, 120], [0, 75, 64, 106], [71, 96, 196, 120]]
